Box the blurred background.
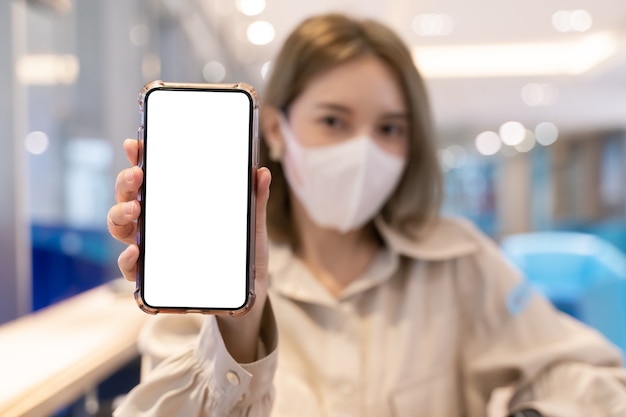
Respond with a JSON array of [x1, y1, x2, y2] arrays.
[[0, 0, 625, 414], [3, 0, 626, 320]]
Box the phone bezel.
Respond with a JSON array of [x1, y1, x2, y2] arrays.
[[135, 80, 259, 316]]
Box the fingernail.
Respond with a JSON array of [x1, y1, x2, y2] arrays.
[[124, 201, 134, 215]]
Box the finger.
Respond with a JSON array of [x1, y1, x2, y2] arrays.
[[107, 201, 140, 244], [256, 167, 271, 213], [115, 166, 143, 204], [118, 244, 139, 281], [124, 138, 139, 166]]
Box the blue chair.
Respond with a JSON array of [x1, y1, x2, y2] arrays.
[[500, 231, 626, 353]]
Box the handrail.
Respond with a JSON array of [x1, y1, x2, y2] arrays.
[[0, 279, 148, 417]]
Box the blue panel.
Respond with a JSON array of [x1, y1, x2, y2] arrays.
[[501, 231, 626, 353], [31, 224, 119, 310]]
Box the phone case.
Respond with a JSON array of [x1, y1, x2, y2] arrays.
[[135, 80, 260, 316]]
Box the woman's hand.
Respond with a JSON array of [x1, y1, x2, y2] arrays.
[[107, 139, 143, 280], [106, 138, 272, 362], [107, 137, 271, 287]]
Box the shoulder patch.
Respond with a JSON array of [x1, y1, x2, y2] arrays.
[[506, 280, 535, 316]]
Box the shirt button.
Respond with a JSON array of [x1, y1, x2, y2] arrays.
[[226, 370, 241, 386]]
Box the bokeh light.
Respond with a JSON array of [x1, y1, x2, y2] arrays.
[[552, 10, 592, 33], [142, 53, 161, 81], [202, 61, 226, 82], [130, 24, 150, 47], [521, 83, 558, 107], [514, 129, 536, 153], [247, 20, 275, 45], [236, 0, 266, 16], [261, 61, 271, 79], [412, 13, 454, 37], [25, 131, 50, 155], [475, 131, 501, 156], [438, 145, 467, 171], [499, 121, 526, 146], [535, 122, 559, 146], [438, 148, 455, 172]]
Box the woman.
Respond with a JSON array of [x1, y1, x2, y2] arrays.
[[108, 13, 626, 417]]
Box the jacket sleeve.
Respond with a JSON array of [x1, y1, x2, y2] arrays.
[[456, 223, 626, 417], [113, 303, 278, 417]]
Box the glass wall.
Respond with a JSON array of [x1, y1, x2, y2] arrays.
[[15, 1, 146, 313]]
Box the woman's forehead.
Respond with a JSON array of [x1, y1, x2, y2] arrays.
[[295, 56, 407, 113]]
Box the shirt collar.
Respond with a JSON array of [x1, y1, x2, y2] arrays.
[[268, 242, 398, 307], [268, 216, 479, 306], [373, 216, 479, 260]]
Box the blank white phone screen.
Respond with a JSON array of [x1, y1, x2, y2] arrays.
[[142, 89, 252, 309]]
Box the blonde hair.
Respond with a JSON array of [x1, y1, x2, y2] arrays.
[[260, 13, 442, 244]]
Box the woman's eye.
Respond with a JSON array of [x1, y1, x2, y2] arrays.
[[320, 116, 343, 128], [380, 123, 405, 137]]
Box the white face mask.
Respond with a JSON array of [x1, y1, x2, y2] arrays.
[[279, 115, 406, 233]]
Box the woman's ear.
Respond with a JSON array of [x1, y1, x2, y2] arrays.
[[260, 106, 285, 161]]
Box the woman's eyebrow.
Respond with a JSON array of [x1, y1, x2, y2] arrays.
[[380, 112, 409, 120], [314, 102, 352, 114], [314, 103, 408, 120]]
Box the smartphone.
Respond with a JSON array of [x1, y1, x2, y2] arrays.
[[135, 80, 259, 315]]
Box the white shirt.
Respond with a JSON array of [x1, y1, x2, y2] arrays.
[[114, 217, 626, 417]]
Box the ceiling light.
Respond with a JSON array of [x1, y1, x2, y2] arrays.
[[552, 10, 592, 33], [24, 131, 50, 155], [412, 13, 454, 37], [535, 122, 559, 146], [246, 21, 275, 45], [16, 54, 80, 85], [438, 145, 467, 170], [237, 0, 266, 16], [514, 130, 536, 153], [521, 83, 558, 107], [130, 24, 150, 47], [499, 121, 526, 146], [203, 61, 226, 82], [413, 31, 617, 78], [475, 131, 501, 156]]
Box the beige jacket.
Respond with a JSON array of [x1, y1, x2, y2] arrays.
[[114, 217, 626, 417]]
